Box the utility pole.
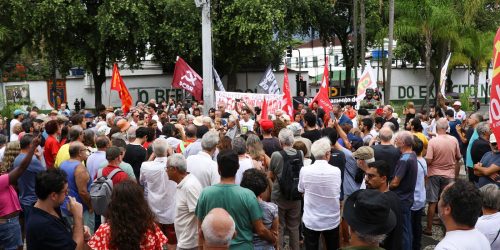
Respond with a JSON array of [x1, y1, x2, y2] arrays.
[[386, 0, 394, 104], [352, 0, 358, 95], [196, 0, 214, 114]]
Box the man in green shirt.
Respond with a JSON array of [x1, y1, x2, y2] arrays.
[[195, 149, 277, 250]]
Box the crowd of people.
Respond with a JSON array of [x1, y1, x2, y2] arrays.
[[0, 95, 499, 250]]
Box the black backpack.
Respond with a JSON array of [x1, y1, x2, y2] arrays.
[[278, 150, 304, 200]]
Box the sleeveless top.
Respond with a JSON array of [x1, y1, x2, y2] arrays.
[[60, 160, 91, 214]]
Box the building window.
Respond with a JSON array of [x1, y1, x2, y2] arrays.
[[302, 57, 308, 68], [286, 58, 291, 68], [334, 55, 339, 66], [295, 58, 299, 68], [313, 56, 318, 67]]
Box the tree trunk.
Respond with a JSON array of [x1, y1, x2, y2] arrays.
[[423, 30, 433, 110], [360, 0, 366, 72], [91, 60, 106, 108], [352, 0, 358, 94], [474, 71, 479, 111], [385, 0, 394, 104]]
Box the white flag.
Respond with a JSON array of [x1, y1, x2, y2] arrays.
[[213, 67, 225, 92], [257, 65, 280, 94], [440, 53, 452, 99], [355, 64, 377, 102]]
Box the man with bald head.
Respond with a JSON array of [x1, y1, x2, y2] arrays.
[[200, 208, 236, 250], [54, 125, 84, 168], [371, 127, 401, 180], [424, 118, 462, 236], [59, 141, 94, 232], [177, 124, 197, 154]]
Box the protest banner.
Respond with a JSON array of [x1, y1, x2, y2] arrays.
[[215, 91, 283, 114], [257, 65, 280, 94], [297, 95, 358, 107], [490, 27, 500, 150], [355, 64, 377, 102]]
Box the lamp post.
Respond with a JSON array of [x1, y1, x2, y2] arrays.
[[195, 0, 214, 114]]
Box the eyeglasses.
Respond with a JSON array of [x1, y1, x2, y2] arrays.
[[491, 143, 497, 146]]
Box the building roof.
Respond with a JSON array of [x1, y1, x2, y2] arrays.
[[296, 37, 346, 49]]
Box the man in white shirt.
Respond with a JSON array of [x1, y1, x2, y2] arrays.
[[186, 131, 221, 188], [298, 138, 341, 250], [86, 136, 110, 179], [475, 184, 500, 250], [10, 110, 25, 141], [166, 153, 203, 250], [239, 109, 255, 133], [435, 179, 490, 250], [140, 138, 177, 250], [232, 137, 254, 185], [452, 101, 466, 122], [147, 103, 163, 131]]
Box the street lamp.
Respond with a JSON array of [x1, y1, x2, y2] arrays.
[[194, 0, 214, 114]]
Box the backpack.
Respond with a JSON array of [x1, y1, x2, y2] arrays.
[[90, 168, 123, 215], [278, 150, 304, 200]]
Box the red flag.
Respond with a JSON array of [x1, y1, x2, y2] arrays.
[[172, 57, 203, 101], [490, 28, 500, 150], [309, 56, 333, 120], [110, 63, 132, 114], [282, 64, 294, 118], [261, 97, 268, 121]]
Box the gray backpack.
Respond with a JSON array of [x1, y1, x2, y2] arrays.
[[90, 168, 123, 215]]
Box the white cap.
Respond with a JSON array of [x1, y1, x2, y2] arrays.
[[490, 133, 497, 143], [453, 101, 462, 106]]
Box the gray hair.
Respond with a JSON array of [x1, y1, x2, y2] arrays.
[[232, 137, 247, 155], [167, 153, 187, 173], [382, 122, 395, 132], [395, 131, 414, 147], [187, 114, 195, 121], [278, 128, 295, 146], [201, 208, 235, 246], [202, 131, 220, 151], [68, 125, 83, 142], [470, 113, 484, 122], [379, 127, 393, 142], [0, 134, 7, 145], [106, 112, 115, 121], [479, 184, 500, 210], [177, 114, 186, 120], [384, 105, 394, 113], [476, 122, 491, 136], [152, 138, 169, 157], [311, 138, 331, 160], [357, 232, 386, 245], [127, 126, 137, 140], [436, 118, 449, 131]]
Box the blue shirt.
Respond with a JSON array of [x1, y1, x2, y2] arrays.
[[478, 151, 500, 188], [338, 114, 353, 126], [412, 157, 427, 211], [466, 129, 479, 168], [26, 207, 76, 250], [13, 153, 45, 206], [60, 160, 91, 213], [392, 152, 418, 207], [341, 147, 360, 196]]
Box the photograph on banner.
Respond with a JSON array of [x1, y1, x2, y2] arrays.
[[215, 91, 283, 114], [5, 84, 30, 105]]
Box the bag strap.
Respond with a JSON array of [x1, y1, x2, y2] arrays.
[[107, 168, 123, 180], [491, 228, 500, 246], [417, 160, 425, 172]]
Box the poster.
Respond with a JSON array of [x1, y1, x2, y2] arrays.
[[5, 84, 30, 105], [215, 91, 283, 114], [47, 79, 67, 109]]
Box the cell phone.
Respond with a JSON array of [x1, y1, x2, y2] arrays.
[[330, 111, 335, 120]]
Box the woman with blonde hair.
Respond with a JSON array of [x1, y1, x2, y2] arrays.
[[1, 141, 21, 173]]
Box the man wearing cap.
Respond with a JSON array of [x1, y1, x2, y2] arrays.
[[342, 189, 396, 250], [434, 180, 490, 250], [298, 138, 342, 249], [288, 122, 312, 158], [452, 101, 466, 122], [389, 131, 417, 250], [261, 120, 281, 158], [84, 113, 95, 129], [352, 146, 375, 190], [364, 160, 403, 250], [474, 133, 500, 188], [10, 109, 25, 141]]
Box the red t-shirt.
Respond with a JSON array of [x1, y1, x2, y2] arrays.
[[98, 165, 129, 185], [43, 135, 60, 169]]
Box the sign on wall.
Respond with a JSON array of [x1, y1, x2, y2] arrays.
[[215, 91, 283, 114], [47, 80, 67, 109], [5, 84, 30, 105]]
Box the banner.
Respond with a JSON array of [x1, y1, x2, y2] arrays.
[[5, 84, 30, 105], [299, 95, 358, 107], [490, 28, 500, 150], [257, 65, 280, 94], [213, 67, 226, 92], [282, 65, 294, 118], [440, 53, 452, 99], [172, 57, 203, 101], [47, 79, 67, 109], [215, 91, 283, 114], [355, 64, 377, 102]]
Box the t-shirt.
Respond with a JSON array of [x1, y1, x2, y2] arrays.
[[54, 143, 70, 168], [26, 207, 76, 250], [253, 201, 278, 249], [380, 191, 403, 250], [43, 135, 60, 169], [195, 184, 263, 250], [372, 144, 401, 179], [412, 158, 428, 211], [301, 129, 322, 143], [466, 130, 480, 168], [435, 229, 490, 250], [13, 153, 45, 206], [329, 149, 346, 199], [235, 157, 254, 185], [386, 117, 399, 131], [471, 138, 492, 166], [239, 119, 255, 133], [269, 148, 303, 200], [175, 174, 203, 249], [88, 223, 167, 250], [475, 212, 500, 250], [413, 132, 428, 152], [392, 152, 418, 206], [448, 119, 462, 144], [98, 165, 129, 185], [262, 137, 282, 158], [97, 160, 136, 181], [426, 135, 462, 178], [478, 151, 500, 187], [123, 143, 147, 180], [0, 174, 21, 217], [341, 147, 360, 196], [338, 114, 353, 126]]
